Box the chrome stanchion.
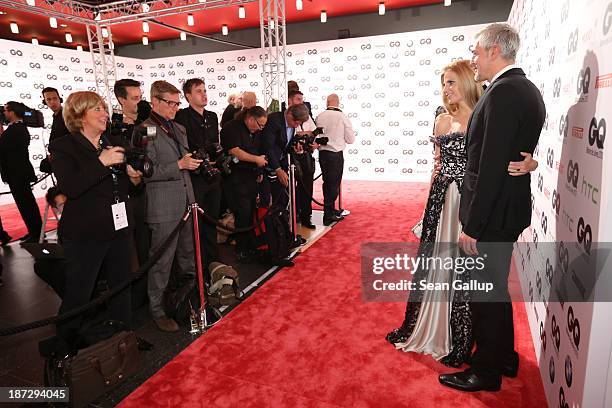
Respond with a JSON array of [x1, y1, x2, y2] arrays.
[[338, 181, 350, 216], [288, 158, 298, 242]]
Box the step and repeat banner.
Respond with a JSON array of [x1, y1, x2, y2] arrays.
[[509, 0, 612, 406], [0, 23, 486, 204], [0, 39, 143, 205]]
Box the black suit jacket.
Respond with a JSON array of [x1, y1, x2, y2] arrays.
[[262, 111, 292, 171], [459, 68, 546, 239], [49, 133, 132, 241], [0, 122, 36, 184]]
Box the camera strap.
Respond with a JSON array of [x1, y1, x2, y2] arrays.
[[149, 112, 183, 159]]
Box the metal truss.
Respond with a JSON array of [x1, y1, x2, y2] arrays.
[[86, 24, 117, 112], [259, 0, 287, 110]]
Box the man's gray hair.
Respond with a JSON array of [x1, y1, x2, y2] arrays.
[[476, 23, 520, 61], [287, 103, 310, 122]]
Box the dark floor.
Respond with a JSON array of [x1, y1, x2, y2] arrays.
[[0, 225, 312, 407]]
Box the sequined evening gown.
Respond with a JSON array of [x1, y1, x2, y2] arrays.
[[386, 131, 472, 367]]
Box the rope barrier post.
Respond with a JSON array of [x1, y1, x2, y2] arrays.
[[338, 181, 350, 216], [288, 160, 298, 242], [38, 203, 50, 243]]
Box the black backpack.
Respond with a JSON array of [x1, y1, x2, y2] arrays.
[[255, 206, 291, 264]]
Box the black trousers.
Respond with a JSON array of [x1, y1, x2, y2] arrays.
[[318, 150, 344, 218], [224, 173, 258, 253], [270, 174, 289, 210], [192, 178, 222, 270], [8, 179, 42, 238], [294, 153, 314, 221], [469, 228, 522, 377], [58, 234, 132, 345]]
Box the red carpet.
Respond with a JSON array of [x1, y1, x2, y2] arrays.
[[0, 197, 57, 240], [120, 181, 545, 408]]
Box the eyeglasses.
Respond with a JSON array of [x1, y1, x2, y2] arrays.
[[255, 118, 266, 130], [156, 96, 181, 108]]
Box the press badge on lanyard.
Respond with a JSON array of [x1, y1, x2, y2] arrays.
[[110, 173, 128, 230]]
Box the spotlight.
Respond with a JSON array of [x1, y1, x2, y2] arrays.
[[50, 17, 58, 28], [444, 0, 451, 5], [10, 22, 19, 34], [296, 0, 302, 10], [32, 37, 39, 45], [180, 31, 186, 41], [65, 32, 73, 43], [320, 10, 327, 23], [187, 13, 194, 26], [102, 27, 109, 38], [239, 5, 245, 19], [142, 21, 149, 32], [77, 44, 83, 51], [142, 36, 148, 45], [26, 0, 35, 5], [269, 19, 275, 30], [222, 24, 228, 35], [379, 2, 385, 15]]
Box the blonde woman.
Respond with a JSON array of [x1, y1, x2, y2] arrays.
[[386, 60, 537, 366]]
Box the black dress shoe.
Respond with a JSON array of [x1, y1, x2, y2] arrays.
[[0, 232, 11, 246], [323, 214, 344, 226], [300, 219, 316, 229], [439, 369, 501, 392], [18, 234, 30, 242]]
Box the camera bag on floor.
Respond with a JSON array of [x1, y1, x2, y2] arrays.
[[208, 262, 242, 307], [254, 206, 291, 264], [42, 320, 139, 408]]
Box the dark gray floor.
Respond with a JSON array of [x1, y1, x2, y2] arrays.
[[0, 236, 291, 407]]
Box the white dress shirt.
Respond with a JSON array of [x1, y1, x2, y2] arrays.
[[489, 64, 518, 85], [315, 107, 356, 153]]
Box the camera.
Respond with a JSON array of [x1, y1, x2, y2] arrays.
[[0, 103, 44, 128], [289, 127, 329, 150], [106, 120, 155, 178], [192, 142, 238, 180]]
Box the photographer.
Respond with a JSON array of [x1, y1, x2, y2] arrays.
[[174, 78, 221, 272], [220, 93, 241, 128], [0, 102, 42, 243], [113, 79, 150, 268], [262, 103, 310, 210], [286, 91, 318, 229], [42, 87, 69, 142], [49, 91, 143, 346], [220, 107, 268, 262], [142, 81, 200, 332], [315, 94, 355, 225]]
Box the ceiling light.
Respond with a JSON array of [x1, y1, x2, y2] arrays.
[[142, 36, 149, 45], [239, 5, 245, 19], [198, 0, 206, 3], [222, 24, 228, 35], [10, 22, 19, 34], [142, 3, 150, 12], [77, 44, 83, 51], [26, 0, 35, 5], [379, 2, 385, 15], [102, 27, 109, 38], [65, 32, 73, 42], [49, 17, 58, 28], [444, 0, 451, 5], [180, 31, 186, 41], [320, 10, 327, 23], [296, 0, 303, 10], [187, 14, 194, 26], [142, 21, 149, 32], [32, 37, 39, 45]]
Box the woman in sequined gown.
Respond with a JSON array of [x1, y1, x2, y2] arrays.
[[386, 60, 539, 367]]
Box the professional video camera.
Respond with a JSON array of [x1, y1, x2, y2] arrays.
[[191, 142, 238, 180], [289, 127, 329, 150], [0, 103, 44, 128], [105, 121, 155, 178]]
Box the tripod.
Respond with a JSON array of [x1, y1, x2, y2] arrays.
[[184, 202, 222, 334]]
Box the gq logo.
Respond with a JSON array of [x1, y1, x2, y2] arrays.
[[604, 2, 612, 35], [567, 29, 578, 55], [551, 314, 561, 351], [565, 356, 573, 388], [567, 306, 580, 350], [546, 148, 554, 168], [452, 35, 464, 41], [552, 190, 561, 215], [588, 117, 606, 149], [549, 356, 555, 384], [577, 67, 590, 95], [559, 387, 569, 408], [559, 115, 568, 138], [566, 160, 579, 188], [539, 321, 547, 351], [576, 217, 592, 254], [553, 77, 561, 98]]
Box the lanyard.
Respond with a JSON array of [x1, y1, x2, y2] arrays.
[[110, 172, 121, 203]]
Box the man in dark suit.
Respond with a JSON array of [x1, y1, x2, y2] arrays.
[[42, 87, 70, 143], [262, 103, 310, 209], [439, 23, 546, 392], [0, 102, 42, 243]]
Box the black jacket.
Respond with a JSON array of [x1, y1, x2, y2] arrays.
[[0, 122, 36, 184], [49, 133, 133, 241], [49, 109, 70, 142], [262, 111, 291, 171], [174, 107, 219, 150], [220, 104, 241, 128], [459, 68, 546, 239]]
